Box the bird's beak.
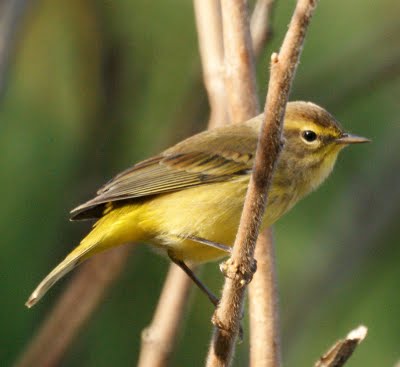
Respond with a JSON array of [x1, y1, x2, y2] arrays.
[[336, 133, 371, 145]]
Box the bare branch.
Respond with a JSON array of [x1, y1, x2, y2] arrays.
[[314, 326, 367, 367], [194, 0, 227, 128], [15, 247, 131, 367], [137, 0, 278, 364], [251, 0, 275, 56], [249, 1, 280, 365], [221, 0, 259, 123], [136, 2, 231, 365], [248, 231, 281, 367], [137, 264, 194, 367], [206, 1, 319, 366]]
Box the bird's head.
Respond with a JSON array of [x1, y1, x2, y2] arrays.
[[279, 101, 370, 192]]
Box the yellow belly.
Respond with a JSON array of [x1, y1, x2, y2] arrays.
[[136, 177, 295, 262], [86, 176, 297, 264]]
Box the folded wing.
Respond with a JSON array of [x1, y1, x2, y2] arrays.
[[70, 119, 261, 220]]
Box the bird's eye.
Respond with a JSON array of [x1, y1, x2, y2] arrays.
[[302, 130, 317, 143]]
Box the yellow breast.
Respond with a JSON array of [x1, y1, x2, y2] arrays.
[[91, 157, 331, 264], [131, 175, 296, 263]]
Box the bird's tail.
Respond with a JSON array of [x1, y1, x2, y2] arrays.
[[26, 204, 143, 308], [25, 242, 96, 308]]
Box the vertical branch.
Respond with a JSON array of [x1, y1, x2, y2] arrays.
[[194, 0, 227, 128], [249, 1, 280, 366], [206, 1, 282, 366], [137, 1, 277, 364], [221, 0, 259, 123], [137, 1, 228, 365], [206, 1, 319, 366], [15, 247, 131, 367], [248, 231, 281, 367], [251, 0, 275, 56], [137, 264, 193, 367], [221, 2, 283, 365], [206, 1, 260, 365]]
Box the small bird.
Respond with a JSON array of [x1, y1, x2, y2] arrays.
[[26, 101, 369, 308]]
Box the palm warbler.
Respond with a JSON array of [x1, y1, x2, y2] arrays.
[[26, 101, 369, 307]]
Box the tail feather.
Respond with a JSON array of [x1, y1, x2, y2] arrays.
[[25, 246, 93, 308], [26, 204, 142, 308]]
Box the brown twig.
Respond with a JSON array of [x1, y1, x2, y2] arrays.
[[314, 325, 367, 367], [136, 2, 230, 365], [248, 231, 281, 367], [194, 0, 227, 128], [251, 0, 275, 56], [137, 264, 194, 367], [15, 247, 132, 367], [220, 0, 259, 123], [248, 1, 280, 366], [206, 1, 319, 366], [137, 1, 279, 365], [221, 0, 282, 365]]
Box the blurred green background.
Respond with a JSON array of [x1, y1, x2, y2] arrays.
[[1, 0, 399, 366]]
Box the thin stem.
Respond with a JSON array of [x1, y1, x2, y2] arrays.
[[248, 231, 281, 367], [251, 0, 276, 56], [136, 0, 278, 364], [194, 0, 227, 128], [206, 1, 319, 366], [220, 0, 259, 123], [206, 0, 260, 365], [136, 2, 229, 365], [248, 0, 280, 365], [137, 264, 194, 367]]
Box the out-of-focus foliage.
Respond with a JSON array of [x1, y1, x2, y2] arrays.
[[1, 0, 399, 366]]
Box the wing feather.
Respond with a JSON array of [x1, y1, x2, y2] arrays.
[[70, 116, 262, 220]]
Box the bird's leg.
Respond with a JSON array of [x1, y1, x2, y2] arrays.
[[168, 251, 244, 341], [186, 235, 232, 254], [168, 252, 220, 307]]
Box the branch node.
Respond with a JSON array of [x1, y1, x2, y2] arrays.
[[271, 52, 279, 63], [141, 327, 152, 343], [211, 313, 230, 332], [219, 257, 257, 286]]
